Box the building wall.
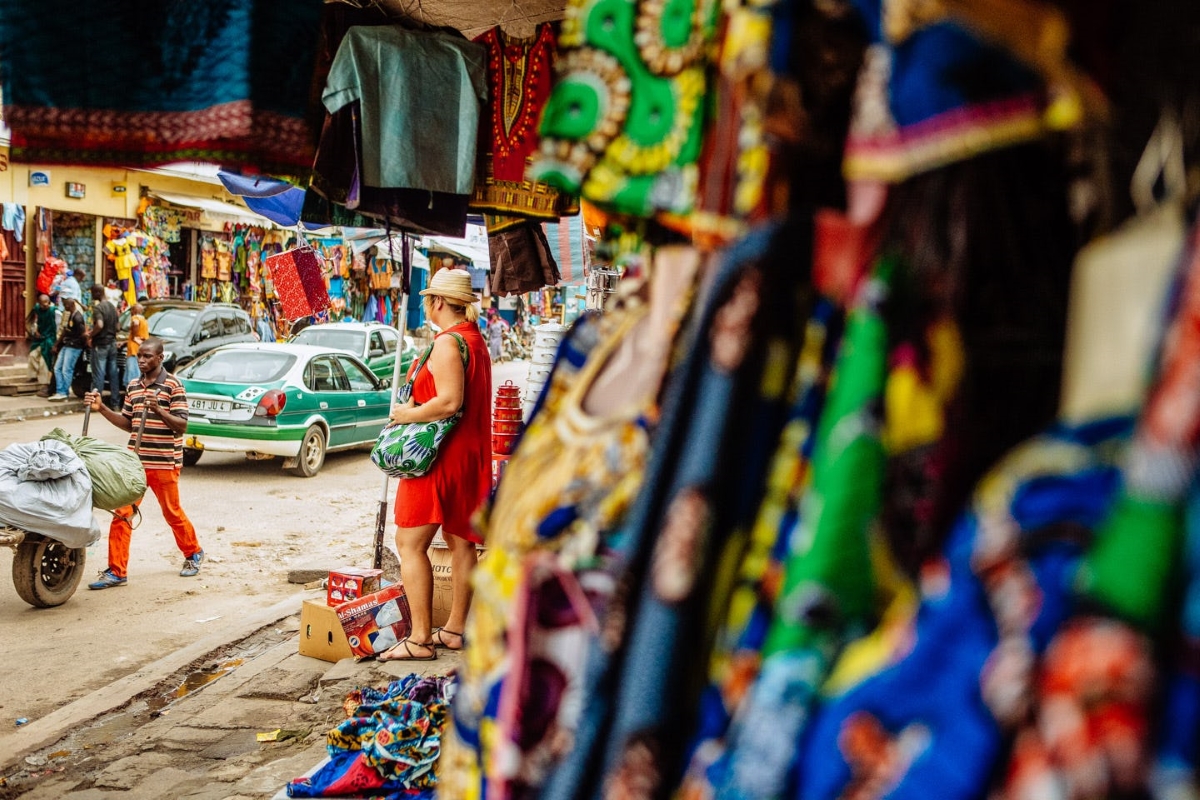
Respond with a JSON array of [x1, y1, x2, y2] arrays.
[[0, 147, 253, 317], [50, 212, 97, 294]]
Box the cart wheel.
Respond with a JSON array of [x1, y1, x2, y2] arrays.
[[182, 447, 203, 467], [289, 425, 326, 477], [12, 534, 86, 608]]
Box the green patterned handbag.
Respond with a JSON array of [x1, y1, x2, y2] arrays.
[[370, 332, 469, 478]]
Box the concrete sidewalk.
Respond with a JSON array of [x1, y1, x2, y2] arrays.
[[0, 597, 459, 799], [0, 393, 86, 424]]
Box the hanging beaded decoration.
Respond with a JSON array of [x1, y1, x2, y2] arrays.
[[530, 0, 719, 217]]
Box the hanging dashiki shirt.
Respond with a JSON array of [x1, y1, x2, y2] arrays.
[[529, 0, 718, 217], [471, 25, 578, 221], [0, 0, 322, 173]]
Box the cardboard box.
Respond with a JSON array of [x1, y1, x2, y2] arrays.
[[336, 585, 413, 658], [428, 544, 486, 630], [327, 567, 382, 606], [430, 546, 453, 630], [299, 599, 354, 662]]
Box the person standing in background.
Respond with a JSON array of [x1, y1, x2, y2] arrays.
[[88, 284, 121, 410], [58, 268, 82, 306], [49, 296, 86, 401], [26, 293, 56, 397], [126, 301, 149, 383]]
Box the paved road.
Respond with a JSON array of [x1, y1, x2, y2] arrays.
[[0, 359, 529, 730]]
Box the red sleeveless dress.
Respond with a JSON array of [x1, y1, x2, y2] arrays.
[[394, 321, 492, 543]]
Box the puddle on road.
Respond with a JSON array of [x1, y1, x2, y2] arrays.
[[4, 626, 288, 786], [146, 659, 244, 713]]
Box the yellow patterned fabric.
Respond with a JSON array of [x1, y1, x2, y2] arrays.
[[445, 304, 661, 798]]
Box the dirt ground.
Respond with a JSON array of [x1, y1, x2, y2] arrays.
[[0, 413, 411, 729], [0, 359, 528, 735]]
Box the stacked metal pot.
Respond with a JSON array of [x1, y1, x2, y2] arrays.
[[524, 322, 567, 418], [492, 380, 522, 487]]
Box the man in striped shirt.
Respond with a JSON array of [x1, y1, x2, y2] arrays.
[[84, 338, 205, 589]]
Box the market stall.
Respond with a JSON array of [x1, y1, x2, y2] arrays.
[[6, 2, 1200, 800]]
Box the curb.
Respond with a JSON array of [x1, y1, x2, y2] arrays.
[[0, 400, 86, 424], [0, 590, 309, 769]]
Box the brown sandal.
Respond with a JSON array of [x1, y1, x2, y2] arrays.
[[378, 638, 437, 662], [432, 628, 464, 650]]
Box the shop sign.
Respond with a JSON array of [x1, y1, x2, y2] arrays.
[[28, 170, 50, 187], [65, 182, 86, 199], [111, 183, 127, 197]]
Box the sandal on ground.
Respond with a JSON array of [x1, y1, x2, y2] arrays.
[[378, 639, 437, 662], [432, 628, 464, 650]]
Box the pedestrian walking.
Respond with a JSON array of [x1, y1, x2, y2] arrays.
[[48, 296, 86, 401], [126, 301, 149, 383], [84, 338, 205, 589], [379, 268, 492, 661], [88, 284, 122, 410], [488, 313, 504, 361]]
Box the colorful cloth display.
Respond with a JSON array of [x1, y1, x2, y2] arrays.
[[842, 2, 1051, 182], [530, 0, 718, 217], [0, 0, 322, 171], [287, 674, 452, 798], [471, 25, 578, 220]]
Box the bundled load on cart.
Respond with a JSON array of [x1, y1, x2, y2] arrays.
[[0, 427, 144, 608]]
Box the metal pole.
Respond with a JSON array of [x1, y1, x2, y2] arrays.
[[373, 290, 410, 570]]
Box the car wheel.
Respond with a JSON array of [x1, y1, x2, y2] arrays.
[[289, 425, 326, 477], [182, 448, 203, 467]]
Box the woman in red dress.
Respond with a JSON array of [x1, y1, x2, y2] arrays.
[[380, 269, 492, 661]]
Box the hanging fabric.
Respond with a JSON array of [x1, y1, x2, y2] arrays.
[[529, 0, 719, 217], [323, 25, 486, 195], [0, 0, 322, 172], [265, 245, 331, 321], [469, 24, 579, 221]]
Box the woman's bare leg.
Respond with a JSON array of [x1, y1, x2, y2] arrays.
[[438, 533, 479, 648], [394, 523, 439, 648]]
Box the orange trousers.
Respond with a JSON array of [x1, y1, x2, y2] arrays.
[[107, 468, 200, 578]]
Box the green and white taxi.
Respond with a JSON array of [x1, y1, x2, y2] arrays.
[[290, 322, 415, 382], [178, 343, 393, 477]]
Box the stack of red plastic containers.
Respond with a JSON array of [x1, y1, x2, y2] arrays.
[[491, 380, 523, 487]]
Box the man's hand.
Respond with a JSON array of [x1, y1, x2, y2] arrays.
[[83, 391, 103, 412], [145, 390, 162, 415]]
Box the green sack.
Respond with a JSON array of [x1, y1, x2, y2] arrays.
[[41, 428, 146, 510]]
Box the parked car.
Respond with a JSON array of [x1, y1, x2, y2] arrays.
[[289, 321, 415, 382], [126, 302, 258, 373], [177, 343, 393, 477]]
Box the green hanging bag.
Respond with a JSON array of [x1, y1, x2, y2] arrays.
[[370, 333, 470, 479]]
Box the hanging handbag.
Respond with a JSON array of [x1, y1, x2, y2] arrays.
[[370, 332, 470, 478]]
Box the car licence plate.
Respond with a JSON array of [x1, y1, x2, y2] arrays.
[[190, 399, 231, 413]]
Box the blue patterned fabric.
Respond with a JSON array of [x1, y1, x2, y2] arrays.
[[537, 217, 816, 799]]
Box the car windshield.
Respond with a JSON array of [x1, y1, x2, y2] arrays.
[[182, 350, 295, 384], [148, 309, 198, 338], [293, 328, 365, 354]]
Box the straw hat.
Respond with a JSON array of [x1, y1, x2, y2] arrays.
[[420, 268, 478, 305]]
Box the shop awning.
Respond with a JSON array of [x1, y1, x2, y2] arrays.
[[149, 191, 275, 227], [216, 170, 308, 227]]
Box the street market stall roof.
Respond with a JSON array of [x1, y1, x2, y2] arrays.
[[149, 191, 276, 227], [371, 0, 566, 37]]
